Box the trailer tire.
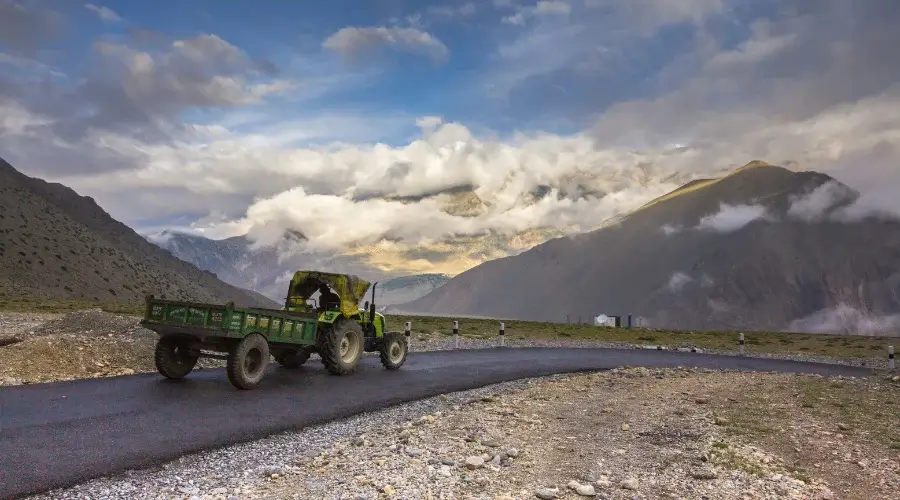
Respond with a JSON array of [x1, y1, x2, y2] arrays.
[[227, 333, 270, 390], [277, 348, 311, 369], [155, 335, 198, 379], [320, 319, 363, 375], [379, 331, 408, 370]]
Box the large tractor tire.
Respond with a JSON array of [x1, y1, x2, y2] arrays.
[[379, 331, 408, 370], [227, 333, 270, 390], [319, 319, 364, 375], [154, 335, 199, 379], [276, 348, 311, 369]]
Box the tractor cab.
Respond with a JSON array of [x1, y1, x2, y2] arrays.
[[283, 271, 381, 332], [277, 269, 405, 373]]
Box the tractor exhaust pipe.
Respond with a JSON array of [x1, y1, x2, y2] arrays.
[[369, 282, 378, 322]]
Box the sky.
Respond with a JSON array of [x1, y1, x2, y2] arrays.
[[2, 0, 900, 276]]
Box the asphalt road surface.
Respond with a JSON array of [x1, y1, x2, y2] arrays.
[[0, 347, 871, 499]]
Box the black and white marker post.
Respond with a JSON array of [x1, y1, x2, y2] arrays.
[[405, 321, 411, 343], [499, 322, 505, 348], [890, 345, 895, 371], [739, 333, 745, 356], [453, 320, 459, 349]]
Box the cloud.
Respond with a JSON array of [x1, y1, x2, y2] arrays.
[[0, 32, 293, 170], [695, 203, 769, 233], [660, 224, 681, 235], [667, 272, 692, 292], [0, 0, 63, 55], [322, 26, 449, 64], [502, 1, 571, 25], [84, 3, 121, 23], [786, 303, 900, 337], [426, 2, 478, 21], [584, 0, 726, 34], [785, 180, 856, 222]]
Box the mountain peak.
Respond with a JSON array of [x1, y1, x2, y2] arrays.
[[730, 160, 784, 175], [740, 159, 774, 169]]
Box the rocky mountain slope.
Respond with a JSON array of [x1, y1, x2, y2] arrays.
[[398, 161, 900, 334], [0, 158, 277, 309], [148, 230, 450, 305]]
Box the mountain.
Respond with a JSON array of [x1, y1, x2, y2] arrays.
[[0, 157, 277, 309], [147, 230, 448, 306], [397, 161, 900, 335], [376, 273, 449, 307]]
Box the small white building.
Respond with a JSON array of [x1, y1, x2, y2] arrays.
[[593, 314, 616, 327]]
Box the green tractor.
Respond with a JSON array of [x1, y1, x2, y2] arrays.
[[141, 270, 409, 389], [274, 270, 409, 375]]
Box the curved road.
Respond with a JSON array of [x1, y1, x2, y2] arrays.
[[0, 347, 870, 499]]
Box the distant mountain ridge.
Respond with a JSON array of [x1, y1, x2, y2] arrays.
[[147, 230, 450, 305], [0, 157, 277, 309], [397, 161, 900, 335]]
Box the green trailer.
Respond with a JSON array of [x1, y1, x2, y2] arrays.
[[139, 270, 408, 389]]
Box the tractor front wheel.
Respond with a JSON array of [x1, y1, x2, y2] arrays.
[[227, 333, 270, 390], [154, 335, 199, 379], [276, 348, 311, 369], [319, 319, 364, 375], [379, 331, 408, 370]]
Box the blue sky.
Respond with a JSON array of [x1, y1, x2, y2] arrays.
[[13, 0, 784, 146], [2, 0, 899, 276]]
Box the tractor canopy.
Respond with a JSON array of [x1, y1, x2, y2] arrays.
[[285, 270, 371, 318]]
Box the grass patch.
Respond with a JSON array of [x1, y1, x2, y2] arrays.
[[709, 446, 768, 477], [385, 314, 894, 360], [0, 296, 143, 316]]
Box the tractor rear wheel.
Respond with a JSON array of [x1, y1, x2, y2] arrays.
[[227, 333, 270, 390], [379, 331, 408, 370], [155, 335, 198, 379], [319, 319, 364, 375], [277, 348, 311, 369]]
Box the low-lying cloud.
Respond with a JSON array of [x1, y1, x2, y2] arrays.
[[786, 180, 856, 222], [786, 303, 900, 337], [667, 272, 692, 292], [695, 203, 769, 233]]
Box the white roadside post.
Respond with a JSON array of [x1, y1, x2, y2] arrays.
[[499, 322, 505, 348], [889, 345, 895, 370], [453, 320, 459, 349], [739, 333, 745, 356], [405, 321, 411, 344]]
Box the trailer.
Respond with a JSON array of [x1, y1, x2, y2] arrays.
[[140, 270, 408, 389]]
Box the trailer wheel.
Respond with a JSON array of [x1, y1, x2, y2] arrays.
[[155, 335, 198, 379], [276, 348, 311, 369], [320, 319, 363, 375], [227, 333, 270, 390], [379, 331, 408, 370]]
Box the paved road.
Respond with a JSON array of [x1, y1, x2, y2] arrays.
[[0, 347, 870, 499]]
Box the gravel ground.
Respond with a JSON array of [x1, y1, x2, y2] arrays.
[[0, 311, 63, 339]]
